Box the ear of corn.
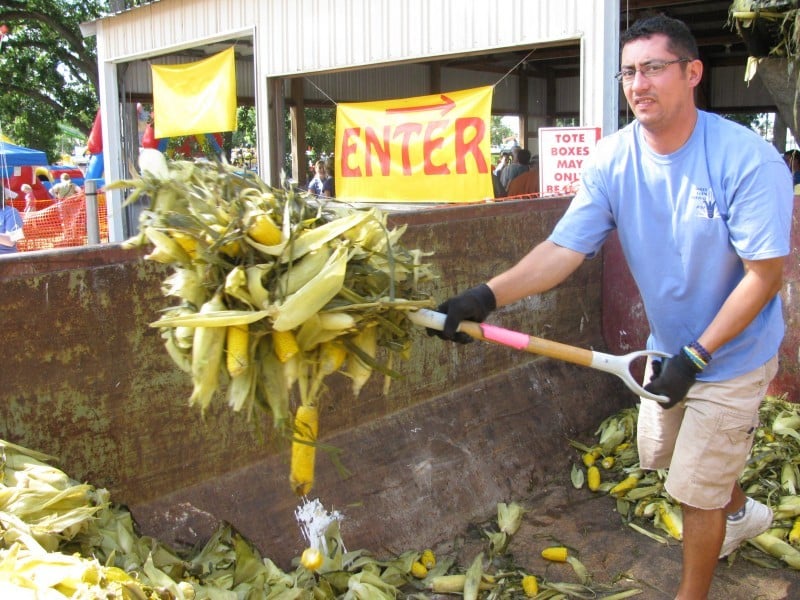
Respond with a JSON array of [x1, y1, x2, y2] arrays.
[[227, 362, 256, 414], [259, 349, 289, 427], [188, 293, 228, 413], [521, 574, 538, 597], [271, 243, 349, 332], [247, 212, 282, 245], [273, 330, 300, 363], [319, 341, 347, 376], [410, 561, 428, 579], [541, 546, 568, 562], [245, 264, 272, 309], [346, 325, 378, 397], [587, 466, 601, 491], [276, 247, 332, 296], [226, 325, 250, 377], [462, 552, 484, 600], [290, 405, 320, 497]]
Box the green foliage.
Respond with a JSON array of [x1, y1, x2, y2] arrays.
[[305, 106, 336, 159], [490, 116, 515, 147], [0, 0, 104, 159], [233, 106, 257, 147]]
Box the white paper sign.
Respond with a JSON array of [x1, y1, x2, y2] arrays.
[[538, 126, 601, 197]]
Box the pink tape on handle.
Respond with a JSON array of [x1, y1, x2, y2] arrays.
[[479, 323, 530, 350]]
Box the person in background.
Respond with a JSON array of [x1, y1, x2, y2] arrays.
[[506, 157, 540, 197], [307, 159, 334, 198], [429, 15, 792, 599], [0, 188, 25, 254], [500, 147, 531, 192], [21, 183, 35, 212], [49, 173, 80, 200], [783, 149, 800, 193]]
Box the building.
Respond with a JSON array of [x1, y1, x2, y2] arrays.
[[81, 0, 774, 240]]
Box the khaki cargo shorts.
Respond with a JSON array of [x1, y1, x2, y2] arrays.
[[637, 355, 778, 510]]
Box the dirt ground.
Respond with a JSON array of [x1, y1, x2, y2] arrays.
[[429, 474, 800, 600]]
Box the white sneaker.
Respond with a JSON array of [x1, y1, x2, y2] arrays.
[[719, 497, 773, 558]]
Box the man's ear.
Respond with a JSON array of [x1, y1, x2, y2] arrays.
[[687, 59, 704, 88]]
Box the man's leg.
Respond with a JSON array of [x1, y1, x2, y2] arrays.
[[676, 504, 726, 600]]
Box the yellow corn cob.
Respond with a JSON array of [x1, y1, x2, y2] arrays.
[[273, 329, 300, 363], [143, 226, 191, 264], [541, 546, 568, 562], [188, 292, 227, 412], [300, 547, 324, 571], [410, 561, 428, 579], [582, 452, 596, 467], [789, 518, 800, 545], [319, 341, 347, 376], [420, 549, 436, 569], [226, 325, 249, 377], [290, 405, 319, 496], [279, 209, 372, 262], [587, 466, 601, 491], [610, 472, 642, 496], [248, 212, 282, 245], [272, 244, 349, 332], [601, 456, 615, 469], [209, 223, 242, 258], [656, 502, 683, 540], [171, 230, 198, 259], [522, 574, 538, 597]]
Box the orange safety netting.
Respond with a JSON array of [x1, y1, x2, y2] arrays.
[[17, 192, 109, 252]]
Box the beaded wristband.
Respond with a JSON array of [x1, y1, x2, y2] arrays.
[[689, 340, 712, 363], [681, 345, 708, 372]]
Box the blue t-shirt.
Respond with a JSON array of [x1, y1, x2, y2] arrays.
[[308, 175, 334, 198], [550, 111, 793, 381], [0, 205, 23, 254]]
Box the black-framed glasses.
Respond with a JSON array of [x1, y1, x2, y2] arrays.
[[614, 58, 691, 84]]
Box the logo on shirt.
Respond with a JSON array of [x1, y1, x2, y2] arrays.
[[690, 186, 718, 219]]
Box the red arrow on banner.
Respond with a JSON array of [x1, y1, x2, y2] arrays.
[[386, 95, 456, 117]]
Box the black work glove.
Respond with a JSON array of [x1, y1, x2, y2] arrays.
[[428, 283, 496, 344], [644, 351, 700, 409]]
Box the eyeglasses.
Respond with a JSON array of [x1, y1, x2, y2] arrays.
[[614, 58, 691, 84]]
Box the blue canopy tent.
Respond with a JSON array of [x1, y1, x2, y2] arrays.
[[0, 141, 47, 172]]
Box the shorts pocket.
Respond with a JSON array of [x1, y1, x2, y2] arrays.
[[720, 409, 758, 446]]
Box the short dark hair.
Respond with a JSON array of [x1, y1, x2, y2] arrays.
[[516, 148, 532, 164], [620, 14, 699, 60]]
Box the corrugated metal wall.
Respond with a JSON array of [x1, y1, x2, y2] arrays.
[[96, 0, 593, 74]]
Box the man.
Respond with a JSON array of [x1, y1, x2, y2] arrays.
[[50, 173, 80, 200], [499, 147, 531, 191], [431, 15, 792, 599]]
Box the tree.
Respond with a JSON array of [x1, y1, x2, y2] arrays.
[[0, 0, 104, 160], [490, 116, 515, 147]]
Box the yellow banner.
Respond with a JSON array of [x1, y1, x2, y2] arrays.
[[335, 86, 494, 202], [152, 47, 237, 138]]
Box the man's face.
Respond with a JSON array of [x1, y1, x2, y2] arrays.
[[619, 34, 701, 134]]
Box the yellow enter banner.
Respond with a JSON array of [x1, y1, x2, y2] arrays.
[[335, 86, 494, 203]]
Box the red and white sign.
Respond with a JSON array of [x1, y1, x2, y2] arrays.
[[538, 126, 601, 197]]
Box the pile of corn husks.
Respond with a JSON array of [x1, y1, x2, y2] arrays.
[[570, 394, 800, 570], [114, 152, 437, 496], [1, 437, 647, 599]]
